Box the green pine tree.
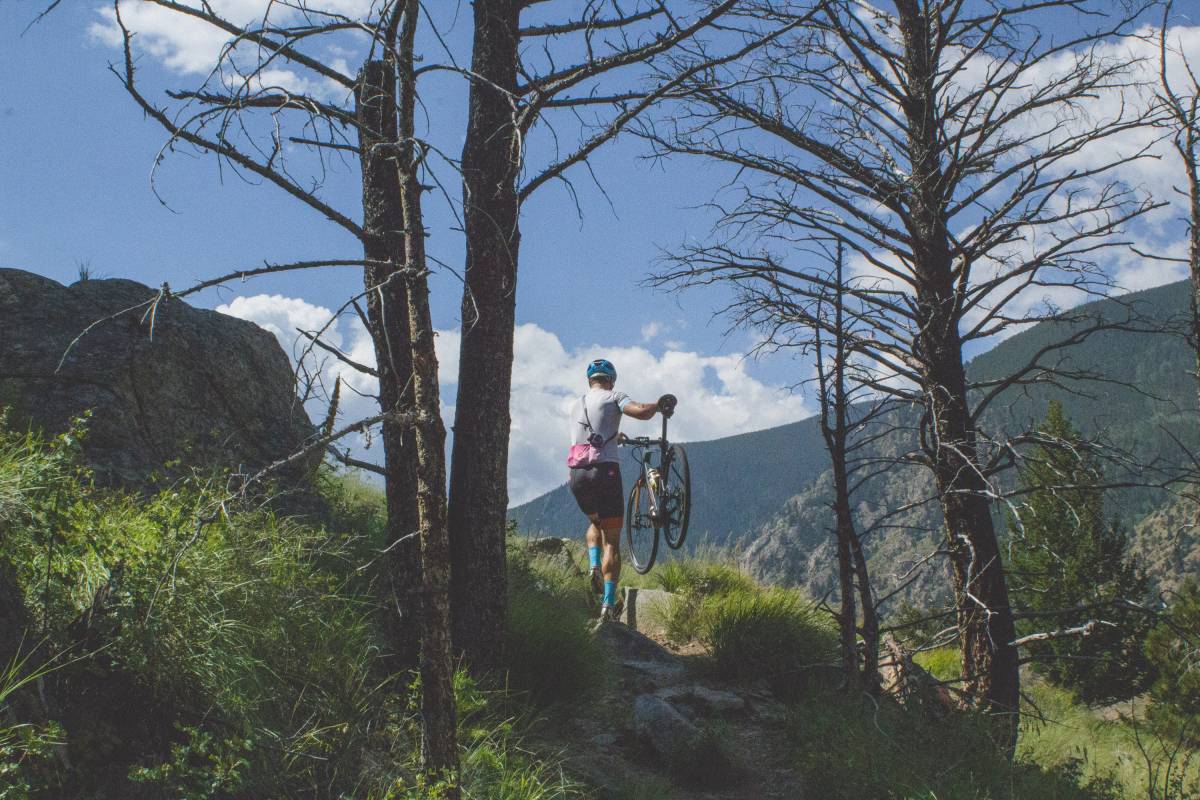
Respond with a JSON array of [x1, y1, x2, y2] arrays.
[[1146, 580, 1200, 744], [1008, 401, 1151, 703]]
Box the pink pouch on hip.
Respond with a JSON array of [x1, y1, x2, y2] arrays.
[[567, 442, 600, 468]]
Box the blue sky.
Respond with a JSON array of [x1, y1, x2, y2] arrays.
[[1, 2, 1195, 503], [1, 1, 816, 503]]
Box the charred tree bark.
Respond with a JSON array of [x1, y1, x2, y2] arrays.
[[1188, 152, 1200, 415], [393, 3, 459, 787], [897, 0, 1018, 744], [356, 58, 422, 670], [847, 511, 879, 692], [1159, 3, 1200, 415], [833, 481, 858, 687], [448, 0, 522, 674]]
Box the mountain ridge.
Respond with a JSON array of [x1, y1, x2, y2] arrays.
[[510, 280, 1200, 604]]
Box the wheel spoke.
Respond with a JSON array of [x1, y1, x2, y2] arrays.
[[624, 477, 659, 573], [662, 445, 690, 550]]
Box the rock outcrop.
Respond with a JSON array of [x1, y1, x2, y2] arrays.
[[553, 613, 803, 799], [0, 269, 315, 488]]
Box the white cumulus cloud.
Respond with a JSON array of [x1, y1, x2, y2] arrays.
[[214, 294, 815, 505]]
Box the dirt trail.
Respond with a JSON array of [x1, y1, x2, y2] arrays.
[[536, 590, 805, 799]]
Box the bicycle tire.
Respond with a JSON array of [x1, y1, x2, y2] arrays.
[[662, 444, 691, 550], [625, 476, 659, 574]]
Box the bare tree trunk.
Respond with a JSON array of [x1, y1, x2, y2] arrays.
[[822, 284, 859, 689], [919, 312, 1019, 737], [393, 3, 459, 786], [848, 518, 879, 693], [448, 0, 522, 674], [356, 59, 422, 670], [1188, 161, 1200, 415], [821, 244, 880, 694], [897, 0, 1018, 745], [832, 471, 859, 686]]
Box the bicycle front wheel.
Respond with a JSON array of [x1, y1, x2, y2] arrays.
[[625, 476, 660, 574], [662, 444, 691, 550]]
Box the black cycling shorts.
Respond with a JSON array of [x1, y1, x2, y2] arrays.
[[568, 462, 624, 521]]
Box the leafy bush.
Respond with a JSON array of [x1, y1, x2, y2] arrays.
[[0, 422, 595, 799], [504, 542, 608, 705]]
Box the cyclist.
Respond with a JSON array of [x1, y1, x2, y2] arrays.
[[568, 358, 661, 621]]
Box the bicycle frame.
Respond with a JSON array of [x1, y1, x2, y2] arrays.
[[625, 414, 674, 523]]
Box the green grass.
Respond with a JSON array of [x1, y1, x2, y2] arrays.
[[0, 423, 604, 800], [656, 558, 758, 643], [913, 646, 961, 682], [504, 542, 609, 706], [789, 686, 1124, 800], [654, 558, 756, 597], [703, 588, 837, 693], [651, 557, 837, 694], [1019, 682, 1200, 800]]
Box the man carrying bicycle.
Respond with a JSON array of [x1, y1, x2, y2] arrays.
[[567, 358, 661, 621]]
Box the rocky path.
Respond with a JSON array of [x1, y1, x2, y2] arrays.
[[537, 589, 805, 799]]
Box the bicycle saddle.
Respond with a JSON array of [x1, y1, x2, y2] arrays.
[[657, 393, 678, 417]]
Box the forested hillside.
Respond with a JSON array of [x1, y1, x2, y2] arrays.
[[511, 280, 1200, 605]]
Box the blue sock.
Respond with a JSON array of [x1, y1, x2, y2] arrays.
[[588, 546, 601, 571], [603, 580, 617, 607]]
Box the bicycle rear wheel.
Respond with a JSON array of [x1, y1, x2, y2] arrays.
[[624, 476, 660, 574], [662, 444, 691, 550]]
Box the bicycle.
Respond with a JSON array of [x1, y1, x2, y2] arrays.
[[619, 394, 691, 574]]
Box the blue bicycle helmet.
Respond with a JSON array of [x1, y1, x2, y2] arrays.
[[586, 358, 617, 382]]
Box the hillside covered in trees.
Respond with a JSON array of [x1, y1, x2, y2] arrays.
[[513, 279, 1200, 605]]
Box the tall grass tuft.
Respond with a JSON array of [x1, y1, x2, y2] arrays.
[[654, 557, 836, 693], [702, 588, 837, 693], [912, 646, 961, 683], [504, 542, 609, 706], [656, 558, 757, 643], [654, 558, 756, 598]]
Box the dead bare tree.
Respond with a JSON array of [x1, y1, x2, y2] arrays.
[[721, 236, 890, 692], [1154, 1, 1200, 415], [105, 0, 459, 786], [448, 0, 763, 671], [813, 242, 883, 695], [647, 0, 1161, 746]]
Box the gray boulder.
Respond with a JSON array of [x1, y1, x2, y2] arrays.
[[632, 694, 701, 761], [0, 269, 316, 488], [595, 620, 687, 689]]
